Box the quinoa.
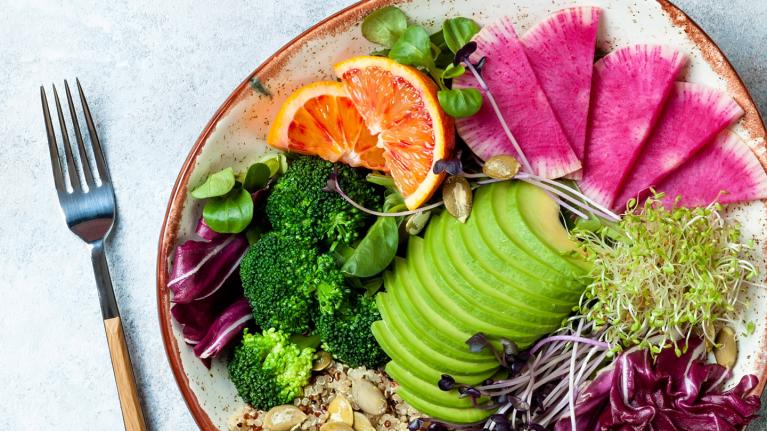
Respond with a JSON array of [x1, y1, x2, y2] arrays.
[[229, 361, 420, 431]]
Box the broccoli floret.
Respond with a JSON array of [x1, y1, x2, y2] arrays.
[[228, 328, 315, 409], [316, 294, 388, 368], [240, 232, 346, 334], [266, 155, 381, 249]]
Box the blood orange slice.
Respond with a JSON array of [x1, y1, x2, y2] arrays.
[[267, 81, 387, 171], [334, 56, 454, 210]]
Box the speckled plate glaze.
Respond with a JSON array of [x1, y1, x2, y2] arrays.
[[157, 1, 767, 429]]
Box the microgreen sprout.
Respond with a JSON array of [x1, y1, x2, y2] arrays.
[[575, 194, 760, 356], [443, 319, 612, 430]]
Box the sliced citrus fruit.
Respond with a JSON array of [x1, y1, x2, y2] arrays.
[[267, 81, 387, 171], [334, 56, 455, 210]]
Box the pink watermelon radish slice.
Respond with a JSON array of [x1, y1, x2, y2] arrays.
[[454, 17, 581, 178], [613, 82, 743, 211], [521, 6, 601, 166], [578, 45, 686, 206], [657, 131, 767, 207]]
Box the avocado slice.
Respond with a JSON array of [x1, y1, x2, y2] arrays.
[[490, 182, 586, 278], [385, 361, 484, 409], [383, 271, 498, 363], [428, 211, 566, 324], [385, 257, 481, 345], [376, 292, 498, 375], [407, 238, 538, 345], [466, 185, 584, 303], [371, 321, 493, 384], [514, 182, 590, 272], [396, 386, 492, 424]]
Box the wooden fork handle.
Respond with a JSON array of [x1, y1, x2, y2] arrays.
[[104, 317, 148, 431]]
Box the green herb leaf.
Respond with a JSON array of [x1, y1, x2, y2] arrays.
[[389, 25, 434, 69], [383, 190, 406, 212], [341, 216, 399, 278], [437, 88, 483, 117], [243, 163, 272, 192], [361, 6, 408, 48], [442, 17, 481, 53], [366, 173, 397, 190], [430, 31, 454, 69], [202, 188, 254, 233], [191, 167, 236, 199], [362, 277, 384, 296], [258, 153, 287, 176], [370, 48, 391, 57], [442, 63, 466, 80]]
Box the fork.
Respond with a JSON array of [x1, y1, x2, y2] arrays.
[[41, 79, 147, 431]]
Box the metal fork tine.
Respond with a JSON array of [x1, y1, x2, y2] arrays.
[[64, 80, 95, 186], [76, 78, 110, 183], [41, 86, 66, 192], [53, 84, 81, 191]]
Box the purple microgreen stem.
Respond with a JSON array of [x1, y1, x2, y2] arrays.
[[325, 172, 445, 216], [530, 335, 611, 355], [517, 173, 621, 222]]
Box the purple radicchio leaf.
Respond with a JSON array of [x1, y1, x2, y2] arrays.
[[554, 338, 762, 431], [193, 297, 253, 359], [195, 217, 222, 241], [170, 278, 241, 345], [168, 226, 249, 303]]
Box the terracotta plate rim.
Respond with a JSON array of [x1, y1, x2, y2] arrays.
[[156, 1, 767, 429]]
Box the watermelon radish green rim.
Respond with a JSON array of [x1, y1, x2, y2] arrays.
[[156, 1, 767, 429]]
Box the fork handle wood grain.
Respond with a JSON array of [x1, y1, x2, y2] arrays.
[[104, 317, 148, 431]]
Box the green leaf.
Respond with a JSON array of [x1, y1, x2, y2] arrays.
[[442, 63, 466, 80], [361, 6, 408, 48], [430, 31, 454, 69], [257, 153, 287, 176], [362, 277, 384, 296], [202, 188, 254, 233], [442, 17, 481, 53], [437, 88, 483, 118], [366, 173, 397, 190], [243, 163, 271, 192], [383, 191, 406, 212], [370, 48, 391, 57], [389, 25, 434, 69], [341, 216, 399, 278], [191, 167, 236, 199]]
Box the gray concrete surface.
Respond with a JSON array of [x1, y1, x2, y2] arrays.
[[0, 1, 764, 430]]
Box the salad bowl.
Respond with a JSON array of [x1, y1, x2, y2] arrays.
[[157, 0, 767, 429]]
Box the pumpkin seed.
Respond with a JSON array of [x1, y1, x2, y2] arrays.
[[263, 405, 307, 431], [483, 155, 520, 180], [312, 351, 332, 371], [405, 211, 431, 235], [714, 326, 737, 368], [327, 394, 354, 425], [320, 423, 355, 431], [351, 378, 387, 416], [443, 176, 472, 223], [353, 412, 376, 431]]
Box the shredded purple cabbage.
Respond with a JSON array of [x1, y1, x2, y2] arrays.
[[554, 338, 761, 431]]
